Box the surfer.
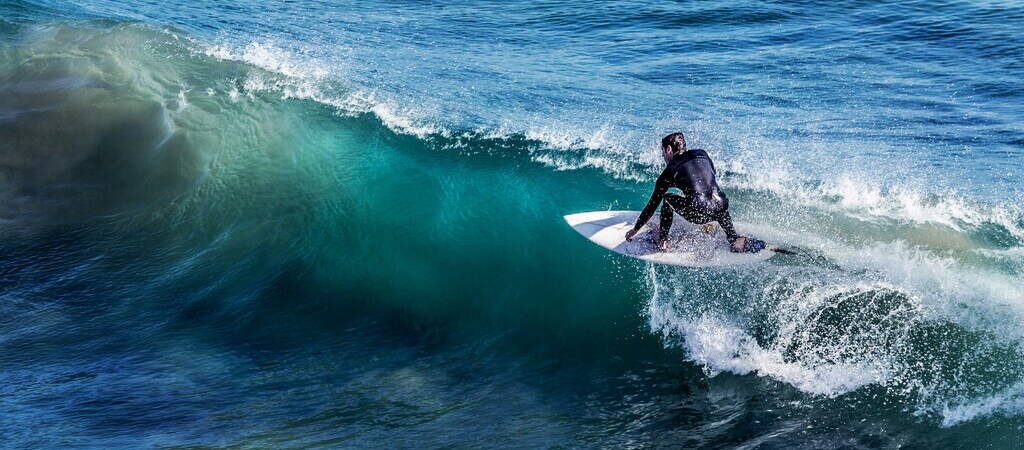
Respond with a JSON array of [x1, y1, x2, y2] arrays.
[[625, 132, 749, 252]]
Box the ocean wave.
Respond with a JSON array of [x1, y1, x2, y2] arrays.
[[0, 23, 207, 230], [194, 32, 1024, 425], [203, 40, 450, 139], [648, 310, 897, 396], [197, 37, 1024, 245], [723, 163, 1024, 241], [938, 382, 1024, 427], [646, 230, 1024, 425]]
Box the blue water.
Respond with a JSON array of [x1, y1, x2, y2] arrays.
[[1, 0, 1023, 448]]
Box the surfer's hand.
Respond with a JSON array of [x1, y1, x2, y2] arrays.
[[625, 228, 639, 242]]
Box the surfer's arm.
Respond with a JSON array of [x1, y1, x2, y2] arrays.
[[632, 171, 671, 232]]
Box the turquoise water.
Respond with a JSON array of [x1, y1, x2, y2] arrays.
[[1, 1, 1023, 448]]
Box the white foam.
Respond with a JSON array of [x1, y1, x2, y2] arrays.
[[938, 382, 1024, 427], [679, 314, 890, 396], [724, 162, 1024, 240], [204, 39, 660, 166], [190, 32, 1024, 425], [647, 225, 1024, 425], [198, 39, 1024, 243], [523, 124, 618, 153], [227, 85, 240, 103], [204, 41, 328, 81], [647, 264, 912, 395], [530, 152, 645, 181], [975, 246, 1024, 261], [809, 239, 1024, 342], [173, 88, 189, 113], [203, 40, 449, 139]]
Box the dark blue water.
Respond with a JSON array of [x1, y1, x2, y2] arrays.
[[2, 0, 1023, 448]]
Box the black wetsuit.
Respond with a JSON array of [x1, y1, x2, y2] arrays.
[[632, 149, 740, 243]]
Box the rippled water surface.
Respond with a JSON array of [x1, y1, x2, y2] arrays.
[[2, 0, 1023, 448]]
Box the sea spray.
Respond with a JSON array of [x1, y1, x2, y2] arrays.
[[3, 0, 1024, 447]]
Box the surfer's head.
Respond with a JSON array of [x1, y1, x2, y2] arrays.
[[661, 132, 687, 163]]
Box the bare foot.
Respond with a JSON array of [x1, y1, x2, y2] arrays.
[[730, 237, 748, 253], [658, 240, 669, 252], [702, 223, 716, 234]]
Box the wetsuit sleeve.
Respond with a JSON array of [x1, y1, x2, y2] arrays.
[[632, 170, 671, 231]]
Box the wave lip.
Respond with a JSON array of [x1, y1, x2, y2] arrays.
[[199, 36, 1024, 250], [200, 36, 1024, 426], [203, 40, 450, 139]]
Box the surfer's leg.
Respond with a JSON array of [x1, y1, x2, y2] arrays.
[[658, 195, 681, 246], [659, 193, 695, 249], [674, 199, 712, 227]]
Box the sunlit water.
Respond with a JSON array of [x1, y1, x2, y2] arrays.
[[2, 0, 1023, 447]]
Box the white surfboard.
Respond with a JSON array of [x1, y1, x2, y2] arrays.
[[564, 210, 777, 267]]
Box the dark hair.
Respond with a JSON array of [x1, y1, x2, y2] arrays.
[[661, 132, 687, 154]]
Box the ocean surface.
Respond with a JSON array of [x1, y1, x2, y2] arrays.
[[1, 0, 1023, 448]]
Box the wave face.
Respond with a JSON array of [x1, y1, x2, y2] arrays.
[[2, 0, 1024, 448]]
